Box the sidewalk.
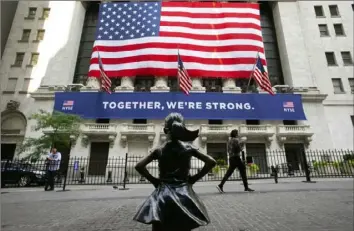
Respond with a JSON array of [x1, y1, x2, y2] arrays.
[[1, 179, 353, 231], [1, 177, 352, 193]]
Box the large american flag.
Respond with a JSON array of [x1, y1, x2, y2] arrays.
[[88, 2, 266, 79], [252, 55, 274, 95], [177, 51, 192, 95]]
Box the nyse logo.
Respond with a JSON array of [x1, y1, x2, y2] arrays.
[[283, 101, 295, 113], [62, 100, 74, 111]]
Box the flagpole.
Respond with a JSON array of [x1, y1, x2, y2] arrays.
[[245, 51, 260, 93], [177, 46, 181, 92]]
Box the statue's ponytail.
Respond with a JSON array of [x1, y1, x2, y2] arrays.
[[163, 113, 199, 142]]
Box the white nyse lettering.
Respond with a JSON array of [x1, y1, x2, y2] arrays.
[[284, 108, 295, 112]]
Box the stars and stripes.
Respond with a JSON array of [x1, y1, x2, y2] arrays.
[[88, 2, 266, 79], [251, 55, 274, 95], [63, 100, 74, 106], [98, 52, 112, 94], [283, 102, 294, 108], [177, 51, 192, 95]]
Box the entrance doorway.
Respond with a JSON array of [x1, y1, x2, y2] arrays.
[[284, 143, 305, 171], [1, 143, 16, 160], [245, 143, 268, 174], [88, 142, 110, 175], [206, 143, 227, 165]]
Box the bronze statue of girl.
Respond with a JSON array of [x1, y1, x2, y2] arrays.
[[133, 112, 216, 231]]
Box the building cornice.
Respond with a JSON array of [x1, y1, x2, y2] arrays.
[[292, 87, 327, 103], [30, 86, 65, 100]]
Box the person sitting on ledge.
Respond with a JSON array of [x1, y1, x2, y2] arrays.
[[133, 112, 216, 231]]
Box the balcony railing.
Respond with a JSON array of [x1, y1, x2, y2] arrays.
[[81, 123, 117, 135], [121, 124, 155, 135], [199, 124, 235, 142], [239, 124, 275, 136], [276, 125, 313, 143]]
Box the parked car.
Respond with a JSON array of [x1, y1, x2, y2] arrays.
[[1, 160, 47, 187]]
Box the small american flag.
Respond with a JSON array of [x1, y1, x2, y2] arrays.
[[63, 100, 74, 106], [98, 51, 112, 94], [177, 51, 192, 95], [283, 102, 294, 108], [88, 2, 266, 79], [252, 55, 274, 95]]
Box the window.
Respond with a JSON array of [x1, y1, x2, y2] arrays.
[[329, 5, 340, 17], [352, 4, 354, 11], [325, 52, 337, 66], [40, 8, 50, 19], [20, 29, 31, 42], [134, 76, 154, 92], [246, 120, 260, 125], [318, 24, 329, 36], [283, 120, 297, 125], [208, 120, 223, 125], [4, 78, 18, 92], [26, 7, 37, 19], [133, 119, 147, 124], [203, 78, 222, 92], [35, 30, 45, 41], [20, 78, 31, 93], [29, 53, 39, 66], [168, 77, 179, 92], [348, 78, 354, 93], [331, 78, 344, 94], [314, 6, 324, 17], [333, 24, 345, 36], [341, 52, 353, 65], [95, 118, 110, 123], [351, 116, 354, 127], [13, 53, 25, 67]]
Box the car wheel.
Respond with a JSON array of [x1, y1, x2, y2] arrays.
[[18, 175, 31, 187]]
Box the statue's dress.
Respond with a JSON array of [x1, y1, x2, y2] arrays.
[[133, 140, 210, 230]]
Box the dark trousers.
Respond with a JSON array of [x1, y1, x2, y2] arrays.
[[45, 170, 56, 190], [219, 156, 249, 189]]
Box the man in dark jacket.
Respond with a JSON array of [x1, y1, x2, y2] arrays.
[[216, 129, 254, 193]]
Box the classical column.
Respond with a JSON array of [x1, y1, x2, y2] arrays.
[[190, 78, 205, 93], [222, 79, 241, 93], [150, 76, 170, 92], [80, 77, 100, 92], [115, 77, 135, 92]]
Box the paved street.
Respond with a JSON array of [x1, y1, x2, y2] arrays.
[[1, 179, 353, 231]]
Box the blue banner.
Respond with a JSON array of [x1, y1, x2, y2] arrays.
[[54, 92, 306, 120]]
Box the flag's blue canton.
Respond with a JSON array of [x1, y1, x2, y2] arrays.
[[178, 53, 184, 69], [256, 57, 265, 73], [96, 2, 161, 41]]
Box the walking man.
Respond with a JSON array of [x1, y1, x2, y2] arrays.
[[44, 147, 61, 191], [216, 129, 254, 193]]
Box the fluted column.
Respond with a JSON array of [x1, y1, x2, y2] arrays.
[[222, 79, 241, 93], [190, 78, 205, 93], [80, 77, 100, 92], [151, 76, 170, 92], [115, 77, 135, 92]]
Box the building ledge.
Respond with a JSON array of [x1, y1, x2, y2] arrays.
[[239, 124, 275, 144], [276, 125, 313, 144], [120, 123, 156, 147], [31, 85, 65, 100], [292, 87, 327, 103], [199, 124, 235, 144], [81, 123, 117, 148]]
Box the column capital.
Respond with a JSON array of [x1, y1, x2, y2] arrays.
[[222, 79, 242, 94], [190, 77, 205, 93], [115, 77, 135, 92], [80, 77, 100, 92], [150, 76, 170, 92]]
